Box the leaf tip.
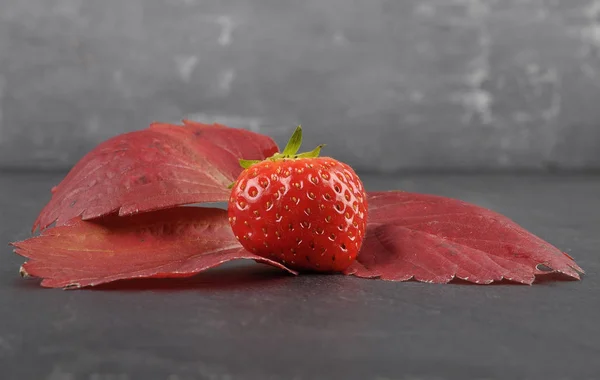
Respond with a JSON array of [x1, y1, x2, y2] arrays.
[[239, 159, 260, 169], [19, 266, 30, 278], [280, 125, 304, 157]]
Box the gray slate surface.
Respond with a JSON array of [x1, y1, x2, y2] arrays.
[[1, 172, 599, 380], [2, 0, 600, 172]]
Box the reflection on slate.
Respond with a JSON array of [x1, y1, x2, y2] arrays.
[[1, 0, 600, 171]]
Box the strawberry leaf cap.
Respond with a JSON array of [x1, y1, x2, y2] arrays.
[[228, 126, 326, 189], [238, 125, 325, 170]]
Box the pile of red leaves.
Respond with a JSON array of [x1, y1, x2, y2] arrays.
[[12, 121, 584, 288]]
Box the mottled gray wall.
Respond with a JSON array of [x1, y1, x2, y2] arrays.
[[1, 0, 600, 172]]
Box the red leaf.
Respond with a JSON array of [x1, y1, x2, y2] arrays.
[[346, 191, 584, 284], [33, 121, 279, 232], [14, 207, 295, 289]]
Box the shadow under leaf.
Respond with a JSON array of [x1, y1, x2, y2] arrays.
[[89, 263, 295, 292]]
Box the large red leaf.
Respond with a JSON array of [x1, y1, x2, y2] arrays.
[[15, 207, 295, 289], [346, 191, 584, 284], [33, 121, 279, 232]]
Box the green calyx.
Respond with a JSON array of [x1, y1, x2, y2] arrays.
[[238, 125, 325, 169], [228, 126, 324, 189]]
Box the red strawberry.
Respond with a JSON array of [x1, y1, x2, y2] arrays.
[[228, 126, 368, 272]]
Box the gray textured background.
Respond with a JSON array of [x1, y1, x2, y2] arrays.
[[1, 0, 600, 172]]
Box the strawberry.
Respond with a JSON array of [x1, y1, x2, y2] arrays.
[[228, 126, 368, 272]]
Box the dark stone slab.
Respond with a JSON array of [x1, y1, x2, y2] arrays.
[[1, 172, 599, 379]]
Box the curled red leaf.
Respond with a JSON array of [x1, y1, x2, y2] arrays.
[[15, 207, 295, 289], [346, 191, 584, 284], [33, 121, 279, 232]]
